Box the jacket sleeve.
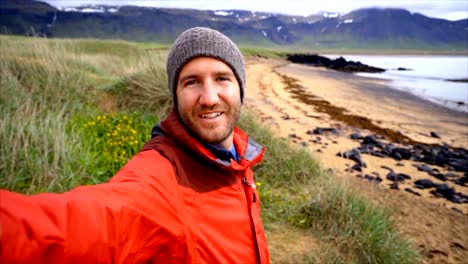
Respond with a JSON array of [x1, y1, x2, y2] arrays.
[[0, 150, 188, 263]]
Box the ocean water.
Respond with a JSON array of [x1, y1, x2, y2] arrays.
[[328, 55, 468, 112]]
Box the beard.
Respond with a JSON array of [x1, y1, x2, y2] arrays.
[[178, 101, 241, 146]]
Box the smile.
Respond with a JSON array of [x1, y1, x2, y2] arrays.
[[200, 112, 223, 119]]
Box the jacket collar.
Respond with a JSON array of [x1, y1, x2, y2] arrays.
[[151, 109, 265, 170]]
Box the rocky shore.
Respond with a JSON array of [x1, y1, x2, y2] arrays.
[[286, 53, 385, 73], [244, 57, 468, 263]]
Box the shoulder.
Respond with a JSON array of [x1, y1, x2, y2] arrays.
[[110, 149, 176, 186]]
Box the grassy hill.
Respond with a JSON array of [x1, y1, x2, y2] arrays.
[[0, 35, 419, 263]]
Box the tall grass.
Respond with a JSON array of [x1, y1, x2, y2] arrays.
[[0, 35, 419, 263], [0, 36, 94, 192], [103, 53, 172, 118], [0, 36, 159, 192]]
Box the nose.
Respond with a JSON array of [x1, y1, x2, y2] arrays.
[[199, 80, 219, 106]]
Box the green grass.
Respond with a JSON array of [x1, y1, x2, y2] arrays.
[[0, 35, 419, 263]]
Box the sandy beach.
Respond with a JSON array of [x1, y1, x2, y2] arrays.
[[244, 57, 468, 263]]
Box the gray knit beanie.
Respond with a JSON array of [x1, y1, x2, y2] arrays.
[[166, 27, 245, 103]]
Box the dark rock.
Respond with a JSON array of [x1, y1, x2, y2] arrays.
[[431, 184, 455, 200], [454, 176, 468, 187], [397, 67, 412, 71], [458, 192, 468, 202], [309, 127, 339, 135], [430, 190, 444, 198], [337, 148, 366, 167], [286, 54, 385, 73], [390, 181, 400, 190], [390, 148, 412, 160], [396, 162, 405, 166], [351, 164, 363, 172], [450, 194, 464, 204], [398, 173, 411, 180], [414, 179, 435, 189], [446, 78, 468, 83], [449, 158, 468, 172], [351, 133, 468, 176], [432, 173, 448, 181], [367, 150, 387, 158], [413, 164, 434, 174], [362, 135, 382, 146], [405, 188, 421, 196], [386, 172, 408, 182], [350, 133, 363, 140], [445, 172, 457, 178], [391, 151, 402, 160], [449, 191, 468, 204], [430, 131, 441, 138], [364, 174, 382, 183]]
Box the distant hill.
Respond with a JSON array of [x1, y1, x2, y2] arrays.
[[1, 0, 467, 51]]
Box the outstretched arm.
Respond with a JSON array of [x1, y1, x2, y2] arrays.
[[0, 150, 187, 263]]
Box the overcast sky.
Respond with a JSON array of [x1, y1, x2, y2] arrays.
[[41, 0, 468, 21]]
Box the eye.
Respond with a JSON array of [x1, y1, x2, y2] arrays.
[[216, 76, 231, 82], [184, 79, 198, 87]]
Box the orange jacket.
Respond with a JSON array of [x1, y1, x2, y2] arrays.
[[0, 110, 270, 263]]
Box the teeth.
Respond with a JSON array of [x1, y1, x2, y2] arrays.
[[201, 112, 222, 118]]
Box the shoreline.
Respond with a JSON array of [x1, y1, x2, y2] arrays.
[[317, 50, 468, 56], [292, 54, 468, 113], [245, 57, 468, 213], [303, 65, 468, 114], [244, 56, 468, 262], [278, 63, 468, 147]]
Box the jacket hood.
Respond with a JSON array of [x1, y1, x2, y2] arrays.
[[151, 109, 265, 171]]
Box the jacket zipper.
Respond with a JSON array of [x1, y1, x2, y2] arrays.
[[242, 176, 257, 203]]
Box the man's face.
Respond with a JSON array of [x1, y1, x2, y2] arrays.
[[176, 57, 241, 149]]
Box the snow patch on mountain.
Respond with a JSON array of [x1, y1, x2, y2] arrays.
[[214, 11, 233, 16], [323, 12, 339, 18], [82, 8, 104, 13]]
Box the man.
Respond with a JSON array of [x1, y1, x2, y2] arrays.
[[0, 27, 270, 263]]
